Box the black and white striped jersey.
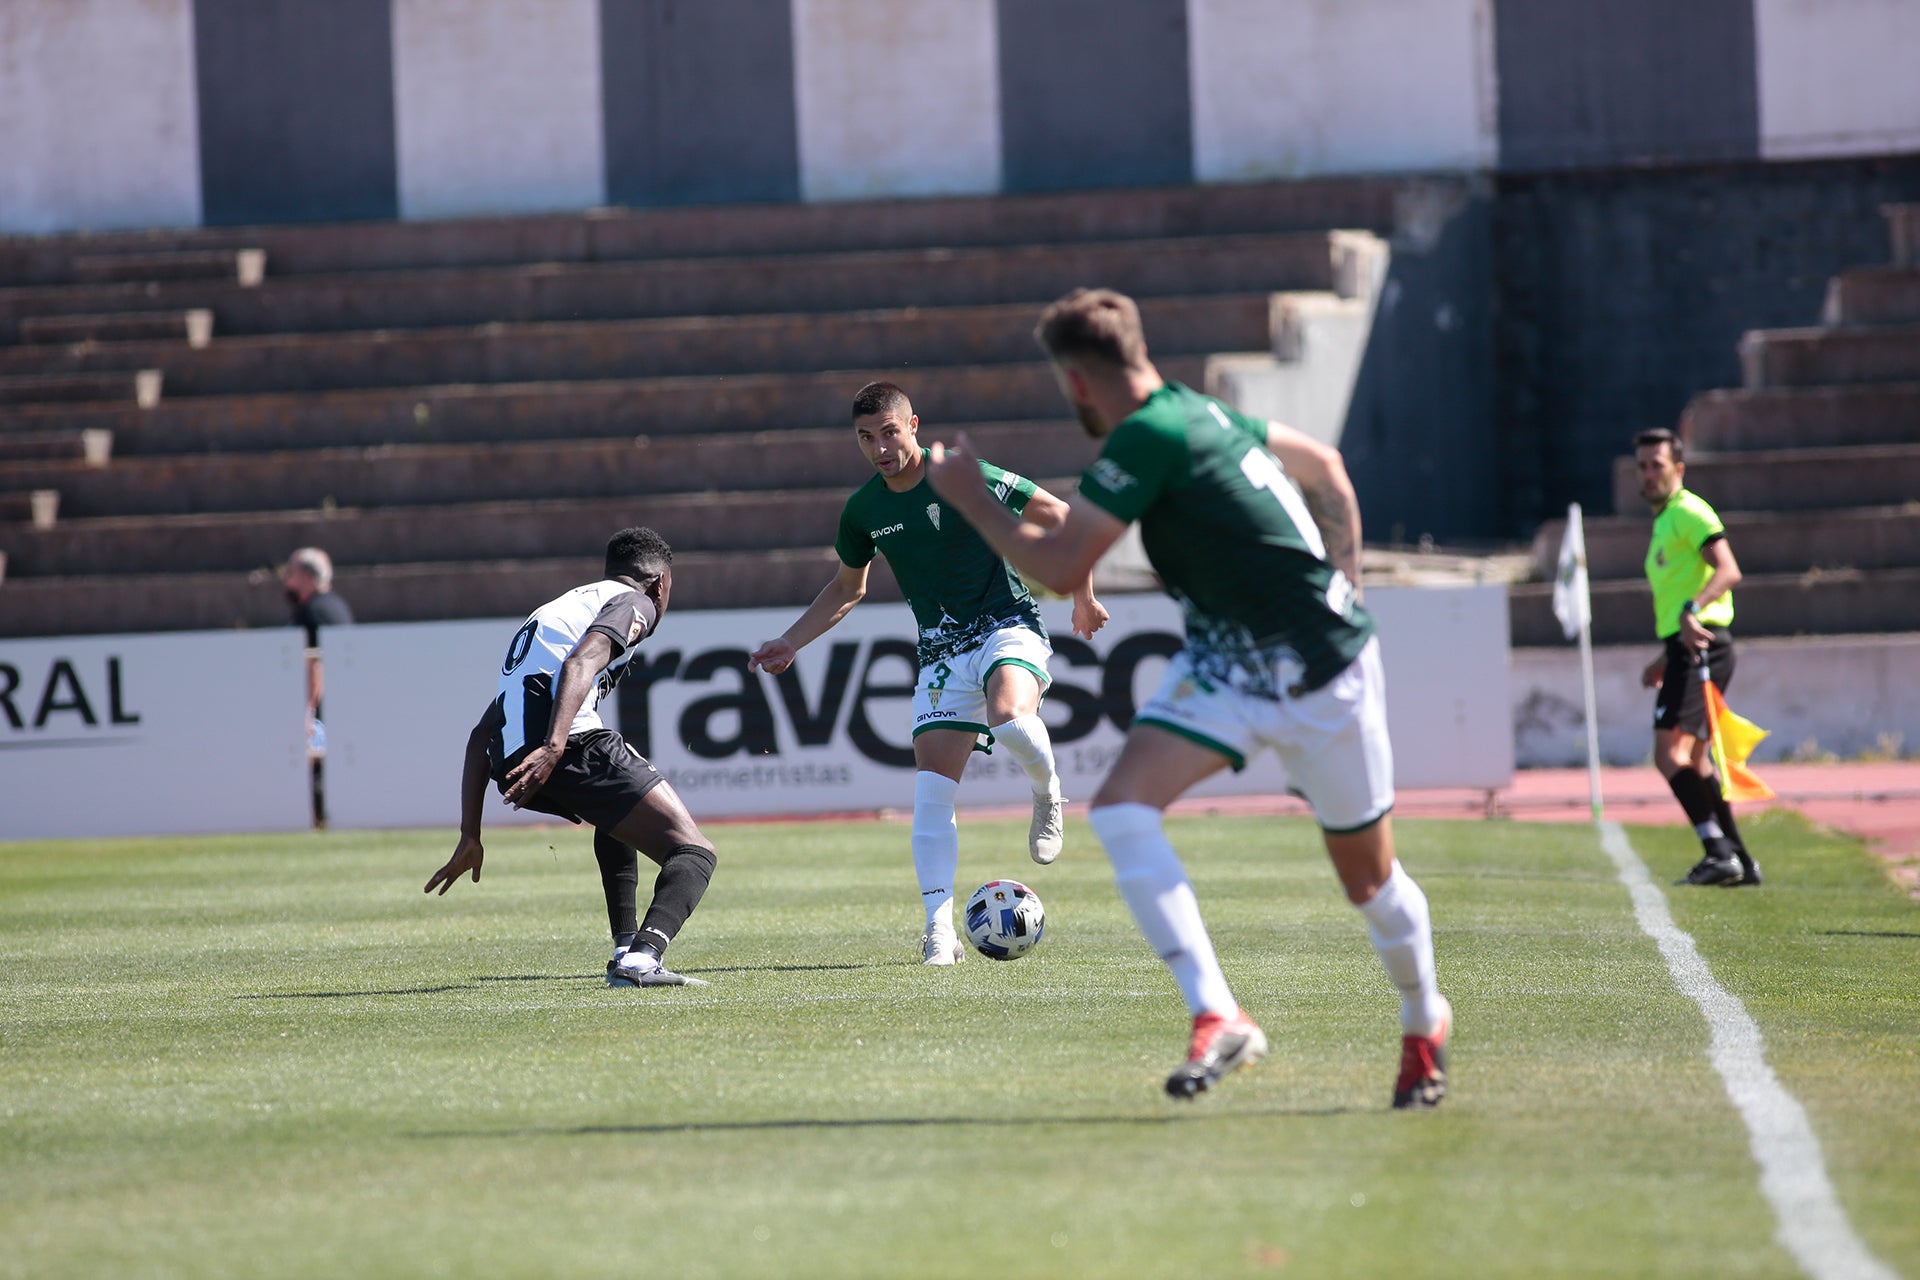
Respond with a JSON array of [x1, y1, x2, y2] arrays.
[[490, 579, 657, 773]]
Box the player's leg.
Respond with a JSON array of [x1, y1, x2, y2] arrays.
[[540, 733, 712, 987], [982, 655, 1065, 864], [1652, 640, 1744, 885], [1090, 694, 1264, 1098], [592, 829, 642, 953], [1282, 639, 1448, 1108], [1700, 635, 1758, 884], [910, 728, 976, 965]]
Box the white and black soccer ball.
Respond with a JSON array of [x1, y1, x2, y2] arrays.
[[963, 879, 1046, 960]]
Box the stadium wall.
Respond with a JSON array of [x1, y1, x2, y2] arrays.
[[6, 0, 1916, 232], [0, 589, 1512, 838]]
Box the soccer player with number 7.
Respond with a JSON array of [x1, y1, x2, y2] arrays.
[[925, 288, 1451, 1107]]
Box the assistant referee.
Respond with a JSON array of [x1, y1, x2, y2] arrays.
[[1634, 428, 1760, 887]]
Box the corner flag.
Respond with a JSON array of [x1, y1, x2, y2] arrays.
[[1552, 504, 1589, 640], [1702, 679, 1776, 802]]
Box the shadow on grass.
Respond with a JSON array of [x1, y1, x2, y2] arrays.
[[239, 974, 601, 999], [1819, 930, 1920, 939], [411, 1106, 1362, 1142]]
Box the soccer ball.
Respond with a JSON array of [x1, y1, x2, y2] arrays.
[[963, 879, 1046, 960]]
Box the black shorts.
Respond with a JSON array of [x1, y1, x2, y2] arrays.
[[496, 729, 667, 830], [1652, 628, 1735, 737]]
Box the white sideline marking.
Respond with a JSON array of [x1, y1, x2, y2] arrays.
[[1599, 822, 1899, 1280]]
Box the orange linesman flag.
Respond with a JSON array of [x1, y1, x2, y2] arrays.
[[1703, 680, 1775, 802]]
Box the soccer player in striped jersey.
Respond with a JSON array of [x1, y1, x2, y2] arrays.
[[749, 382, 1108, 966], [927, 289, 1451, 1107], [424, 527, 718, 988]]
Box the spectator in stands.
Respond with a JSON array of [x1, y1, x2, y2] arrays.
[[1633, 429, 1760, 888], [282, 546, 353, 825]]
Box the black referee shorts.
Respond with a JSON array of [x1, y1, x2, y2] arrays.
[[496, 729, 667, 830], [1652, 628, 1735, 738]]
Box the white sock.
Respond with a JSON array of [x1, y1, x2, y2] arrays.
[[1088, 802, 1236, 1018], [1356, 862, 1445, 1035], [991, 714, 1061, 799], [912, 771, 960, 932]]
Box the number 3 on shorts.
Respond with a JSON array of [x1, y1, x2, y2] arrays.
[[926, 661, 951, 692]]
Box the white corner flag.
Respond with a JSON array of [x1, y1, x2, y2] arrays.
[[1552, 503, 1589, 640], [1553, 503, 1604, 823]]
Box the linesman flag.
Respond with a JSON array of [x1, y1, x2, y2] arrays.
[[1552, 504, 1589, 639], [1702, 678, 1776, 802]]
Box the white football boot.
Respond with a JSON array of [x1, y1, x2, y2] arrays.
[[1028, 794, 1065, 865], [607, 948, 709, 988], [920, 926, 965, 966]]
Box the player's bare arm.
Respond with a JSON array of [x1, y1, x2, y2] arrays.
[[425, 703, 501, 894], [1679, 539, 1743, 649], [927, 434, 1128, 597], [1018, 484, 1110, 639], [1264, 422, 1364, 597], [502, 630, 615, 806], [749, 560, 870, 674]]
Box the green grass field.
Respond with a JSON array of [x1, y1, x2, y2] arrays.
[[3, 809, 1915, 1279]]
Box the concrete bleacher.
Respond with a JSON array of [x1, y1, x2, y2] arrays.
[[1512, 203, 1920, 646], [0, 178, 1395, 636]]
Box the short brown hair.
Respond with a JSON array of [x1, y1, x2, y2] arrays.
[[1633, 428, 1684, 463], [1034, 288, 1149, 370], [851, 380, 912, 421]]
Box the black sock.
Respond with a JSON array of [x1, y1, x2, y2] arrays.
[[636, 844, 718, 956], [1711, 791, 1746, 852], [593, 830, 640, 942], [1665, 770, 1719, 827]]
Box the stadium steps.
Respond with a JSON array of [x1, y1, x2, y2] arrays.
[[1740, 323, 1920, 389], [1509, 567, 1920, 647], [1682, 383, 1920, 451], [0, 175, 1396, 286], [1608, 444, 1920, 513], [19, 308, 213, 346], [1822, 267, 1920, 328], [0, 176, 1404, 637], [0, 294, 1277, 397], [1524, 204, 1920, 644], [0, 490, 868, 577], [0, 428, 110, 465], [0, 422, 1087, 519], [0, 233, 1349, 340], [0, 358, 1210, 456], [69, 248, 265, 286], [1533, 505, 1920, 581], [0, 369, 158, 406]]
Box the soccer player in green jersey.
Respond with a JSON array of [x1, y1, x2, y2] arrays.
[[749, 382, 1108, 965], [927, 289, 1450, 1107], [1633, 428, 1759, 887]]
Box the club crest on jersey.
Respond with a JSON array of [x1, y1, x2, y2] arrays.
[[926, 503, 941, 530], [927, 688, 943, 710], [627, 616, 646, 644]]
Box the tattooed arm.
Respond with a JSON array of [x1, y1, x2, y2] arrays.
[[1263, 422, 1365, 601]]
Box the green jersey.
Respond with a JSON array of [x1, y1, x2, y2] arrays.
[[835, 452, 1045, 666], [1078, 382, 1373, 697], [1645, 488, 1733, 638]]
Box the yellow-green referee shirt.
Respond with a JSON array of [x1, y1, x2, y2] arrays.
[[1645, 488, 1734, 639]]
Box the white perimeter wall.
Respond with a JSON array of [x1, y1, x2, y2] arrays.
[[0, 0, 201, 234], [391, 0, 606, 220], [792, 0, 1002, 202], [0, 631, 310, 840], [0, 587, 1516, 840], [1755, 0, 1920, 160], [1513, 634, 1920, 767], [319, 586, 1512, 830], [1187, 0, 1497, 181]]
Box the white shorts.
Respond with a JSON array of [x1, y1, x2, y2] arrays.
[[1135, 636, 1394, 832], [910, 625, 1053, 746]]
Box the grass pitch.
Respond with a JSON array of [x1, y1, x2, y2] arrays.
[[2, 808, 1915, 1279]]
